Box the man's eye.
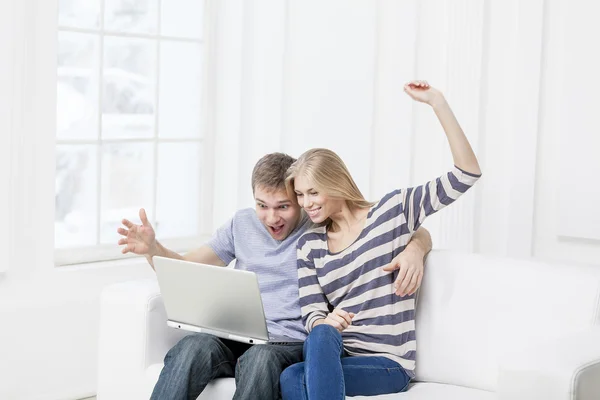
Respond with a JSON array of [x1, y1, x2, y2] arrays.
[[280, 205, 289, 209], [258, 204, 266, 208]]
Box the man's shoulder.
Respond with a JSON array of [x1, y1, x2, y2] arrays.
[[226, 208, 262, 233], [232, 207, 257, 221]]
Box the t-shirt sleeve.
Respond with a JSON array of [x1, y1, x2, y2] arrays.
[[402, 165, 481, 233], [207, 216, 236, 265], [296, 233, 329, 332]]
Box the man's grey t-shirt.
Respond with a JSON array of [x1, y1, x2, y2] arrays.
[[207, 209, 312, 341]]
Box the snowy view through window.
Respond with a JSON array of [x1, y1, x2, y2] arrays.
[[56, 0, 205, 263]]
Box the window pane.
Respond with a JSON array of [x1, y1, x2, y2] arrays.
[[55, 145, 98, 248], [156, 142, 201, 239], [104, 0, 158, 34], [57, 32, 99, 141], [102, 37, 156, 139], [158, 41, 203, 139], [100, 143, 155, 244], [58, 0, 101, 29], [161, 0, 204, 39]]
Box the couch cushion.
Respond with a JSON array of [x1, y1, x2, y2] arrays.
[[147, 364, 494, 399], [415, 251, 600, 392], [350, 382, 494, 399]]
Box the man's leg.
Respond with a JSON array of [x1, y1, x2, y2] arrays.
[[150, 333, 250, 400], [234, 343, 303, 400]]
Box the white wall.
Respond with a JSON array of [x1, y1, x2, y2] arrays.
[[214, 0, 600, 265], [2, 0, 600, 399]]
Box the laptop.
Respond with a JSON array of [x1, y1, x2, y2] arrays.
[[153, 256, 303, 345]]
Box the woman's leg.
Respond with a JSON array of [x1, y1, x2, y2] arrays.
[[341, 355, 411, 397], [280, 362, 308, 400], [303, 324, 345, 400]]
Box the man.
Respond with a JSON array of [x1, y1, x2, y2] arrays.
[[117, 152, 432, 400]]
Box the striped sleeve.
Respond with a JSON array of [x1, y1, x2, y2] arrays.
[[297, 236, 329, 332], [403, 165, 481, 233]]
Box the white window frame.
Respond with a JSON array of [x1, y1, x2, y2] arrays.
[[54, 0, 217, 266]]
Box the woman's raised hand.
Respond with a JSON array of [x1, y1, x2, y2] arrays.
[[403, 80, 444, 106]]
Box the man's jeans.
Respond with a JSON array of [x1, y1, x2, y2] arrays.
[[151, 333, 304, 400], [280, 325, 411, 400]]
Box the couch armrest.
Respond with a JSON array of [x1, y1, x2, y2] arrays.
[[97, 278, 189, 400], [498, 326, 600, 400]]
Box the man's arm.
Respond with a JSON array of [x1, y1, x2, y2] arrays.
[[409, 226, 433, 259], [145, 243, 227, 270], [118, 208, 228, 270], [382, 226, 433, 296]]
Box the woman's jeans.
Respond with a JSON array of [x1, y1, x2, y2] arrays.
[[280, 325, 411, 400]]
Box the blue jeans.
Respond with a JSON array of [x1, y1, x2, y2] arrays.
[[151, 333, 304, 400], [280, 325, 411, 400]]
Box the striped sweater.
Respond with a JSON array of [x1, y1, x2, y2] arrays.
[[296, 166, 481, 376]]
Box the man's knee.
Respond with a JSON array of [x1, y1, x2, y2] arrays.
[[166, 333, 221, 362], [237, 345, 281, 368]]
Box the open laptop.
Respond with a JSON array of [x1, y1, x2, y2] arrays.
[[153, 256, 303, 345]]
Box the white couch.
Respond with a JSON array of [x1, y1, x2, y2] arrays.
[[97, 250, 600, 399]]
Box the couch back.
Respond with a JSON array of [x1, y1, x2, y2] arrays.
[[414, 250, 600, 391]]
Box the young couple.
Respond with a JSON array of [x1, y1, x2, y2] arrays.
[[118, 81, 481, 400]]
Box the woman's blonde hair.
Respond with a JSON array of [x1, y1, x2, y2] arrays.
[[285, 148, 375, 210]]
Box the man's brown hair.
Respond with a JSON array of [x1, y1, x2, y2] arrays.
[[251, 152, 296, 193]]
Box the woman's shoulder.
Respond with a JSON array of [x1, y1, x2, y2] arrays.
[[297, 224, 327, 250]]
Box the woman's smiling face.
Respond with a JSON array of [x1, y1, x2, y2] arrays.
[[293, 174, 343, 224]]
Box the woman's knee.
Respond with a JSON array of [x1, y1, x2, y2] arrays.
[[306, 324, 342, 346], [280, 363, 305, 396]]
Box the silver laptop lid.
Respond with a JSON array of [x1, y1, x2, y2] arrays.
[[153, 256, 270, 341]]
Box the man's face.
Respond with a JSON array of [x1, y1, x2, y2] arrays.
[[254, 186, 302, 241]]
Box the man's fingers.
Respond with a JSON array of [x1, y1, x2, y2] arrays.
[[398, 270, 414, 296], [118, 238, 128, 246], [117, 227, 129, 236], [382, 262, 399, 272], [408, 272, 423, 296], [140, 208, 151, 227], [122, 219, 134, 229], [404, 272, 419, 296], [394, 266, 409, 291]]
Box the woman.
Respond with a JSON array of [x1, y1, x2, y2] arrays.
[[279, 80, 481, 399]]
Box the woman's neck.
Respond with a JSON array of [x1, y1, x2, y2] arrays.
[[328, 204, 368, 234]]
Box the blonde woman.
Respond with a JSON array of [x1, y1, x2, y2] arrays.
[[279, 80, 481, 399]]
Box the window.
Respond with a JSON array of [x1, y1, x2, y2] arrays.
[[55, 0, 210, 265]]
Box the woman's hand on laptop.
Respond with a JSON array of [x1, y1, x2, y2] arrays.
[[117, 208, 159, 256]]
